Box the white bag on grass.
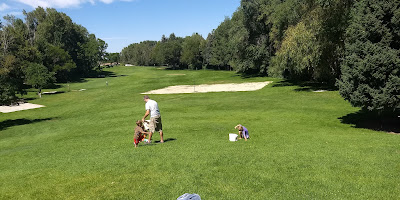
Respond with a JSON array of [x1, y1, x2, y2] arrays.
[[177, 193, 201, 200], [229, 133, 238, 141]]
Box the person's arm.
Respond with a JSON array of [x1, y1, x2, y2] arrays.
[[142, 110, 150, 122], [137, 127, 148, 136], [141, 130, 150, 135]]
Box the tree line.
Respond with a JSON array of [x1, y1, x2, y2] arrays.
[[121, 0, 399, 113], [0, 7, 108, 105], [121, 33, 206, 70], [0, 1, 398, 113]]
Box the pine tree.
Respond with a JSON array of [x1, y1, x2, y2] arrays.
[[337, 0, 400, 112]]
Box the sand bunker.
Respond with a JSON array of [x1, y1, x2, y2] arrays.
[[0, 103, 45, 113], [142, 81, 273, 94]]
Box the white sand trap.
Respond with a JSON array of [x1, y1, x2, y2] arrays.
[[0, 103, 45, 113], [142, 81, 273, 94], [313, 90, 327, 92], [42, 91, 58, 94]]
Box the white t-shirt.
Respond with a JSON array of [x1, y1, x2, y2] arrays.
[[145, 99, 160, 118]]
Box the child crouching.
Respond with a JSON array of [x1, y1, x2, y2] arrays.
[[134, 120, 150, 148], [234, 124, 250, 141]]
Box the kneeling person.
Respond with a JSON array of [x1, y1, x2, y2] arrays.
[[235, 124, 250, 141], [134, 120, 150, 148]]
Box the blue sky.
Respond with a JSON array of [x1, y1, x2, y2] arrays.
[[0, 0, 241, 53]]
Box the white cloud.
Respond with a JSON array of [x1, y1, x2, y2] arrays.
[[15, 0, 133, 8], [99, 0, 114, 4], [0, 3, 11, 11], [15, 0, 86, 8]]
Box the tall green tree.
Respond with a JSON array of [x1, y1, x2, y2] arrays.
[[42, 44, 76, 82], [107, 53, 120, 63], [0, 16, 27, 105], [24, 63, 55, 97], [0, 7, 107, 104], [120, 41, 157, 66], [30, 7, 106, 79], [76, 33, 101, 74], [266, 0, 352, 82], [269, 21, 321, 80], [316, 0, 353, 83], [0, 55, 25, 105], [152, 33, 183, 68], [205, 17, 233, 69], [337, 0, 400, 112], [181, 33, 205, 70], [230, 0, 272, 75]]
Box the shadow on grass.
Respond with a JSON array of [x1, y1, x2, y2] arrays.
[[138, 138, 177, 148], [21, 98, 36, 101], [45, 83, 65, 89], [70, 70, 124, 81], [0, 118, 54, 131], [42, 91, 65, 95], [339, 111, 400, 134], [87, 70, 117, 78], [272, 80, 337, 92], [156, 138, 176, 143], [98, 71, 128, 78], [108, 74, 128, 77], [229, 72, 266, 79]]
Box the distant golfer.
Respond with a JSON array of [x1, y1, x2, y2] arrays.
[[142, 95, 164, 143]]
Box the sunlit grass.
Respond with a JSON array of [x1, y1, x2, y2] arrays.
[[0, 66, 399, 199]]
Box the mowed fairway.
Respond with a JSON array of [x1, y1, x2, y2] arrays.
[[0, 66, 399, 199]]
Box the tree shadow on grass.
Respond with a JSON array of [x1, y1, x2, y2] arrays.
[[46, 83, 64, 90], [21, 98, 36, 101], [108, 74, 128, 78], [272, 80, 337, 92], [339, 111, 400, 134], [42, 91, 65, 95], [86, 70, 117, 78], [230, 72, 266, 79], [0, 118, 54, 131]]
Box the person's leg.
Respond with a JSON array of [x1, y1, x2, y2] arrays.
[[148, 132, 153, 143], [134, 139, 138, 148], [148, 117, 156, 143], [159, 130, 164, 143], [155, 116, 163, 143]]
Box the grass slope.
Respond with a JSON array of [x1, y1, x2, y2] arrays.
[[0, 66, 399, 199]]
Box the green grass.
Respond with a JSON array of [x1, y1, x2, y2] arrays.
[[1, 66, 399, 199]]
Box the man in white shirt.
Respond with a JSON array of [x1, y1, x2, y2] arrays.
[[142, 95, 164, 143]]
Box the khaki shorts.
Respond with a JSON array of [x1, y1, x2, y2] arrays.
[[149, 115, 162, 133]]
